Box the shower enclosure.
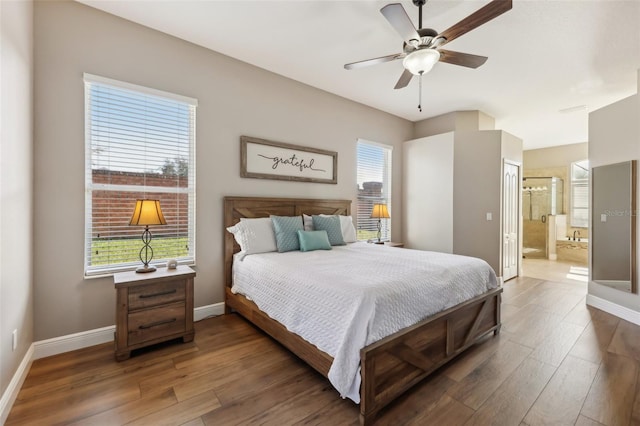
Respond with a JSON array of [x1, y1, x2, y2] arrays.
[[522, 177, 563, 258]]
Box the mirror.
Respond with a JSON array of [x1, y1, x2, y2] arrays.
[[592, 160, 637, 293]]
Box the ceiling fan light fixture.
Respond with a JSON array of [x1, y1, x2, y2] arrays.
[[402, 48, 440, 75]]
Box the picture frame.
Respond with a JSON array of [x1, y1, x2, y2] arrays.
[[240, 136, 337, 184]]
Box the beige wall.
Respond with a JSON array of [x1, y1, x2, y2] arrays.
[[0, 0, 34, 414], [32, 1, 413, 340], [404, 112, 523, 276], [588, 73, 640, 312]]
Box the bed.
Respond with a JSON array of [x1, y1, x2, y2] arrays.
[[224, 196, 502, 424]]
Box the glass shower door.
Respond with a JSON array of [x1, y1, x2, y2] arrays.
[[522, 177, 563, 259]]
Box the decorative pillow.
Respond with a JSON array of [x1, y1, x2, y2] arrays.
[[297, 230, 332, 252], [317, 214, 357, 243], [271, 215, 304, 252], [226, 217, 277, 259], [312, 215, 345, 246]]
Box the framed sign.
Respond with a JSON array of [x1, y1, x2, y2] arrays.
[[240, 136, 337, 184]]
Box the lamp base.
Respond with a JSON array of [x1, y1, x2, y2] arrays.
[[135, 265, 157, 273]]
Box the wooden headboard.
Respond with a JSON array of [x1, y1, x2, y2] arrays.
[[223, 196, 352, 288]]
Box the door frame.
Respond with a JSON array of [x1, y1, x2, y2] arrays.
[[502, 159, 522, 281]]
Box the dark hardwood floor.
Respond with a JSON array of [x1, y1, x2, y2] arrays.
[[7, 268, 640, 425]]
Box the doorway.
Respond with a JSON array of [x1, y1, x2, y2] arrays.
[[503, 160, 520, 281]]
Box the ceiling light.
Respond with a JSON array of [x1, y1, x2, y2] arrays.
[[403, 49, 440, 75]]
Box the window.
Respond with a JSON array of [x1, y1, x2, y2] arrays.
[[84, 74, 197, 277], [570, 159, 589, 228], [357, 140, 392, 241]]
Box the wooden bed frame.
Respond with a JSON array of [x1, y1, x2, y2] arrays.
[[223, 196, 502, 424]]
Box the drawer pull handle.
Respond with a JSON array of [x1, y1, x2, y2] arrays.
[[139, 289, 177, 299], [139, 318, 177, 329]]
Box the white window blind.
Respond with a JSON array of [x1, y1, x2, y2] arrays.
[[84, 74, 197, 277], [357, 140, 392, 241], [570, 159, 589, 228]]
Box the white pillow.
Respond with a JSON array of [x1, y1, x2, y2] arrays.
[[226, 217, 277, 258], [337, 215, 357, 243], [303, 214, 314, 231], [307, 214, 357, 243]]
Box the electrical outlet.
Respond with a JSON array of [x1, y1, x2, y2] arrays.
[[12, 329, 17, 351]]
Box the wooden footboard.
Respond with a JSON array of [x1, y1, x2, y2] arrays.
[[359, 286, 502, 424]]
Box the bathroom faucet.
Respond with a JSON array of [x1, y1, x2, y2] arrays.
[[573, 230, 581, 241]]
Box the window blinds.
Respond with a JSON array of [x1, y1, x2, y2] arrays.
[[357, 140, 393, 241], [84, 74, 197, 276]]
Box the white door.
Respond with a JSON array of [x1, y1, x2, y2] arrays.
[[503, 161, 520, 281]]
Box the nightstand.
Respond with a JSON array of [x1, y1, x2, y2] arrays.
[[113, 265, 195, 361]]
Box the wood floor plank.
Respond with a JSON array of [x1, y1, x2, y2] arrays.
[[465, 357, 556, 426], [503, 304, 566, 348], [180, 418, 206, 426], [201, 370, 328, 425], [523, 355, 599, 426], [7, 360, 172, 425], [126, 390, 221, 426], [562, 297, 592, 327], [375, 371, 457, 424], [581, 353, 637, 425], [442, 333, 509, 382], [529, 320, 586, 367], [608, 319, 640, 362], [569, 313, 619, 364], [446, 340, 532, 410], [574, 415, 606, 426], [406, 394, 474, 426], [633, 367, 640, 426], [67, 388, 178, 425]]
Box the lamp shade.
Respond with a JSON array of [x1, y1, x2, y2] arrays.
[[129, 199, 167, 226], [370, 203, 390, 219], [403, 48, 440, 75]]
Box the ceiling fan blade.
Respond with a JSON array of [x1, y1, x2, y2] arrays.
[[344, 53, 405, 70], [381, 3, 420, 44], [438, 0, 512, 45], [438, 50, 488, 68], [394, 69, 414, 90]]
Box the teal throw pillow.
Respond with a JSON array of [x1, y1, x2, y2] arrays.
[[271, 215, 304, 252], [297, 230, 332, 252], [312, 215, 345, 246]]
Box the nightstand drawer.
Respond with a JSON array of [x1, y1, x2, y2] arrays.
[[127, 303, 186, 346], [128, 281, 185, 311]]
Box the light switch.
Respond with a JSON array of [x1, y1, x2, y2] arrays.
[[486, 212, 492, 221], [601, 214, 607, 222]]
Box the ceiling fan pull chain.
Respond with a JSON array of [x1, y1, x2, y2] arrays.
[[418, 72, 423, 112]]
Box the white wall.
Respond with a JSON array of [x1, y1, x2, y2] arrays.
[[402, 133, 454, 252], [33, 1, 413, 340], [0, 0, 34, 410], [588, 71, 640, 313]]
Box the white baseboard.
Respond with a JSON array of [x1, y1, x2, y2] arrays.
[[586, 294, 640, 326], [0, 344, 34, 424], [32, 302, 224, 360], [194, 302, 225, 321]]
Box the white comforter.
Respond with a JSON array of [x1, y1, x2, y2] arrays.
[[231, 242, 498, 403]]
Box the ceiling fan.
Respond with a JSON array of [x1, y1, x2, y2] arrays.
[[344, 0, 513, 111]]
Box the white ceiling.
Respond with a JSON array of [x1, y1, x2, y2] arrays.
[[78, 0, 640, 150]]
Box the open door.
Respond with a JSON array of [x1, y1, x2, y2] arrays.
[[503, 160, 520, 281]]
